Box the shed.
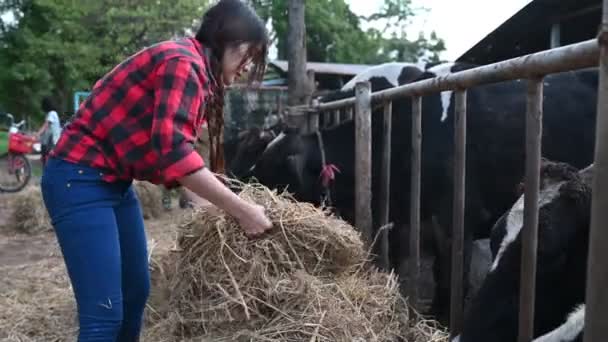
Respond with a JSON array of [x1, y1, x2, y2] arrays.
[[457, 0, 601, 65]]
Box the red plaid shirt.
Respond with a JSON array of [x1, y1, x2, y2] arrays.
[[51, 37, 215, 188]]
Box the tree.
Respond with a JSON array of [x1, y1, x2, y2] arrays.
[[249, 0, 446, 64], [0, 0, 207, 123]]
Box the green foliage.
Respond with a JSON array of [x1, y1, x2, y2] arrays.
[[250, 0, 446, 64], [0, 0, 207, 123]]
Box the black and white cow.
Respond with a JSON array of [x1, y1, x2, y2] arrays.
[[250, 61, 428, 250], [456, 160, 592, 342], [249, 62, 599, 324], [416, 65, 598, 323]]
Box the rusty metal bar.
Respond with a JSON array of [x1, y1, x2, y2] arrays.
[[309, 39, 597, 112], [354, 81, 373, 245], [346, 107, 354, 121], [584, 2, 608, 341], [409, 96, 422, 312], [309, 111, 319, 133], [450, 90, 467, 338], [333, 110, 340, 127], [378, 101, 392, 270], [518, 78, 544, 342]]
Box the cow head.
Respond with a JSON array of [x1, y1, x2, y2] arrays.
[[460, 161, 592, 342], [249, 127, 312, 200], [227, 127, 277, 180]]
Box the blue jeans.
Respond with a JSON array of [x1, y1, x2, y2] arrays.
[[41, 157, 150, 341]]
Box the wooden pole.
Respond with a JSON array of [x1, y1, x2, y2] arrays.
[[584, 2, 608, 340], [518, 78, 544, 342], [409, 96, 422, 312], [354, 81, 373, 246], [378, 101, 393, 270], [287, 0, 307, 107], [450, 90, 467, 338]]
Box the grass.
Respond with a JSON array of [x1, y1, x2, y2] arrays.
[[0, 131, 7, 154]]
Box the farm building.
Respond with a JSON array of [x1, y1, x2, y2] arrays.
[[458, 0, 601, 65], [223, 60, 370, 140]]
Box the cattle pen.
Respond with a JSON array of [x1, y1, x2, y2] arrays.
[[283, 2, 608, 341]]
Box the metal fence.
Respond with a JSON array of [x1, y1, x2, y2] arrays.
[[284, 4, 608, 340]]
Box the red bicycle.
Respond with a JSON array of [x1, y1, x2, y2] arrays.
[[0, 114, 39, 192]]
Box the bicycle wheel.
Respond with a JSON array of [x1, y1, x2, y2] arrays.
[[0, 153, 32, 192]]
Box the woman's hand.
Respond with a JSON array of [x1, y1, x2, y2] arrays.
[[235, 203, 273, 238], [178, 167, 273, 238]]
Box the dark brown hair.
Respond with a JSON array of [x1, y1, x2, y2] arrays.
[[195, 0, 269, 173], [196, 0, 269, 84]]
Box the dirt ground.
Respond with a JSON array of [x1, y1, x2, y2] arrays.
[[0, 187, 185, 341], [0, 180, 440, 341]]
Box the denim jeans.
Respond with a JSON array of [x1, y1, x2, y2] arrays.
[[41, 157, 150, 341]]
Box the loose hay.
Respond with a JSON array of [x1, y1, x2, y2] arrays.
[[0, 257, 77, 342], [7, 185, 51, 234], [154, 181, 449, 342], [133, 180, 165, 220]]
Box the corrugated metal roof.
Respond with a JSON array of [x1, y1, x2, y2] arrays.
[[269, 60, 373, 76]]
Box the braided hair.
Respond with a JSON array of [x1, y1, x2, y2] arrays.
[[195, 0, 269, 173]]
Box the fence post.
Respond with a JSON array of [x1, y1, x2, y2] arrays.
[[333, 110, 341, 127], [346, 107, 354, 121], [309, 99, 320, 133], [409, 96, 422, 312], [518, 78, 544, 342], [450, 90, 467, 338], [584, 5, 608, 340], [378, 101, 392, 270], [355, 81, 373, 246]]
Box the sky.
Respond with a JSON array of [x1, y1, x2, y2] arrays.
[[346, 0, 534, 61], [1, 1, 534, 63]]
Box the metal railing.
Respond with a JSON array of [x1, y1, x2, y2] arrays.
[[283, 5, 608, 339]]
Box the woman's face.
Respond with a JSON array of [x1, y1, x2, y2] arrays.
[[221, 43, 254, 85]]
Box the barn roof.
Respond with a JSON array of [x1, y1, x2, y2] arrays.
[[457, 0, 601, 65], [268, 60, 373, 76]]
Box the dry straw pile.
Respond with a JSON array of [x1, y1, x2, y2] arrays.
[[148, 180, 449, 342], [133, 180, 165, 220], [6, 186, 52, 234]]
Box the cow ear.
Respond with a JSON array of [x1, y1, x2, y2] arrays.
[[559, 178, 592, 217]]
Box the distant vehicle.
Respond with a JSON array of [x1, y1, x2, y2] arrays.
[[0, 113, 40, 192]]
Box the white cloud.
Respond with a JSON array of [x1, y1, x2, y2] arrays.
[[347, 0, 533, 61]]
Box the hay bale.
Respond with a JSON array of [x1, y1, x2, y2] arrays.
[[152, 181, 448, 341], [7, 186, 51, 234], [133, 180, 165, 220]]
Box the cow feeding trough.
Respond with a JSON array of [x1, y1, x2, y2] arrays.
[[146, 180, 449, 342], [288, 8, 608, 339]]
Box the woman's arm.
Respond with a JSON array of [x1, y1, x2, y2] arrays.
[[36, 121, 49, 138], [178, 168, 272, 237]]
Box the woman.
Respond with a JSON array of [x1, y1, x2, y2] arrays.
[[40, 1, 273, 340], [35, 96, 62, 165]]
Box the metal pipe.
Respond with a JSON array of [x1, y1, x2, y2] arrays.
[[551, 23, 561, 48], [518, 78, 544, 342], [333, 110, 340, 127], [379, 101, 392, 270], [450, 90, 467, 338], [584, 1, 608, 340], [409, 96, 422, 312], [354, 82, 373, 245], [311, 39, 597, 112]]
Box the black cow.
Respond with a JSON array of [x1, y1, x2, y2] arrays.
[[250, 62, 427, 246], [457, 160, 592, 342], [223, 114, 287, 180], [249, 62, 599, 325], [415, 65, 597, 323]]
